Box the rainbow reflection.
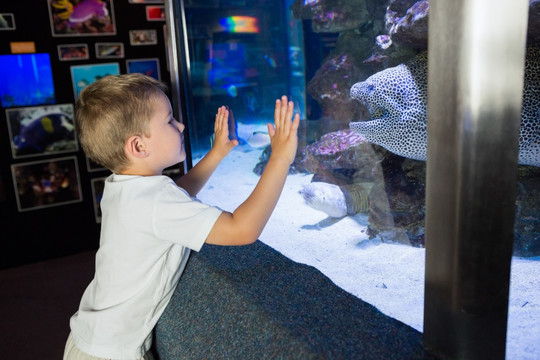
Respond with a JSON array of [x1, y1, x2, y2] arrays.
[[219, 16, 259, 33]]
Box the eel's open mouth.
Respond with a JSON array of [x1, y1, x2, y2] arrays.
[[350, 83, 387, 123], [352, 99, 387, 124]]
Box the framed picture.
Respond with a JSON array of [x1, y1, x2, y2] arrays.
[[86, 156, 107, 172], [146, 6, 165, 21], [126, 58, 160, 80], [6, 104, 78, 159], [91, 177, 107, 223], [70, 62, 120, 99], [0, 53, 56, 108], [48, 0, 116, 37], [129, 29, 158, 46], [58, 44, 89, 61], [95, 42, 124, 59], [11, 156, 83, 212], [128, 0, 164, 3], [0, 13, 16, 30]]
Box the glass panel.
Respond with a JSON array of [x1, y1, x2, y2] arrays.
[[174, 1, 539, 356], [507, 42, 540, 357], [182, 0, 305, 159]]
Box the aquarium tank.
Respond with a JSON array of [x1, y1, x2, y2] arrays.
[[167, 1, 540, 358]]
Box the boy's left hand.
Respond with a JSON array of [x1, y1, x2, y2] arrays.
[[212, 106, 238, 159]]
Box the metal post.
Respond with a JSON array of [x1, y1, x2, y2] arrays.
[[164, 0, 194, 171], [424, 0, 529, 359]]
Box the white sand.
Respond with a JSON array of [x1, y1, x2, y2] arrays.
[[195, 125, 540, 360]]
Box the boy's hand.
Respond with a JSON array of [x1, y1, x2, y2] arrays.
[[212, 106, 238, 159], [267, 96, 300, 165]]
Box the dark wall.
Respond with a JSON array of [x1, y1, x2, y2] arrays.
[[0, 0, 171, 269]]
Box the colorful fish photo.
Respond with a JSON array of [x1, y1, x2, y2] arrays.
[[6, 104, 78, 159], [70, 62, 120, 99], [11, 156, 82, 212], [95, 42, 124, 59], [48, 0, 116, 37], [126, 58, 161, 80]]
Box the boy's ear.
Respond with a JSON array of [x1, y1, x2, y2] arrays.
[[125, 135, 148, 159]]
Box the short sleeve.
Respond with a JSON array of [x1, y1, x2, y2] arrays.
[[152, 183, 222, 251]]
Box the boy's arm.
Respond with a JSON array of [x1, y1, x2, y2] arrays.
[[175, 106, 237, 196], [205, 96, 300, 246]]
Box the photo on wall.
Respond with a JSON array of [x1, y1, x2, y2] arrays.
[[91, 176, 107, 223], [70, 62, 120, 99], [11, 156, 83, 212], [0, 53, 56, 108], [58, 44, 89, 61], [129, 29, 158, 46], [0, 13, 16, 30], [146, 6, 165, 21], [48, 0, 116, 37], [128, 0, 163, 3], [6, 104, 78, 159], [126, 58, 161, 80], [86, 156, 107, 172], [95, 42, 124, 59]]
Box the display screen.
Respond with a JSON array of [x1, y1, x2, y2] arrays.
[[0, 53, 56, 108]]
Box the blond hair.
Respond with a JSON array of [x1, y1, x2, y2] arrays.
[[75, 74, 168, 173]]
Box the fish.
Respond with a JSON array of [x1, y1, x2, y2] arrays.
[[263, 54, 277, 68], [246, 131, 270, 148], [300, 182, 373, 218], [349, 46, 540, 167], [226, 85, 238, 97], [52, 0, 109, 25], [243, 92, 261, 113], [69, 0, 109, 24], [14, 113, 74, 153]]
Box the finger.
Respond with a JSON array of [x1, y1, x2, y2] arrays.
[[215, 106, 223, 133], [291, 113, 300, 133], [285, 100, 294, 132], [274, 98, 281, 127], [267, 123, 276, 138], [216, 107, 228, 134], [279, 95, 288, 128]]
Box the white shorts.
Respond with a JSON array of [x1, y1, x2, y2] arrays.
[[63, 333, 155, 360]]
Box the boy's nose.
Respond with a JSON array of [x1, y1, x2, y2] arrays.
[[177, 122, 185, 133]]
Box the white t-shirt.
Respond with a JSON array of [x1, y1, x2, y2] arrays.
[[70, 174, 222, 359]]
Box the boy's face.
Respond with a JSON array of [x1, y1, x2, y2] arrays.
[[143, 92, 186, 173]]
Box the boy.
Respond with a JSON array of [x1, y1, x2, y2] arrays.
[[64, 73, 300, 359]]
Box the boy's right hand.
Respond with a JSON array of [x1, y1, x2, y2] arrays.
[[267, 95, 300, 165]]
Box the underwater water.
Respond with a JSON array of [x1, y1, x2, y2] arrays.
[[183, 0, 305, 158], [179, 1, 540, 358]]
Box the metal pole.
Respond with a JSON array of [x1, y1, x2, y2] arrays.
[[424, 0, 529, 359], [164, 0, 193, 171]]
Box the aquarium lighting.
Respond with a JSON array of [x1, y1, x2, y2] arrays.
[[219, 16, 259, 33]]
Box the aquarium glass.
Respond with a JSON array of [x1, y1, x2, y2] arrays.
[[173, 1, 539, 357], [181, 0, 305, 158], [0, 53, 56, 108]]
